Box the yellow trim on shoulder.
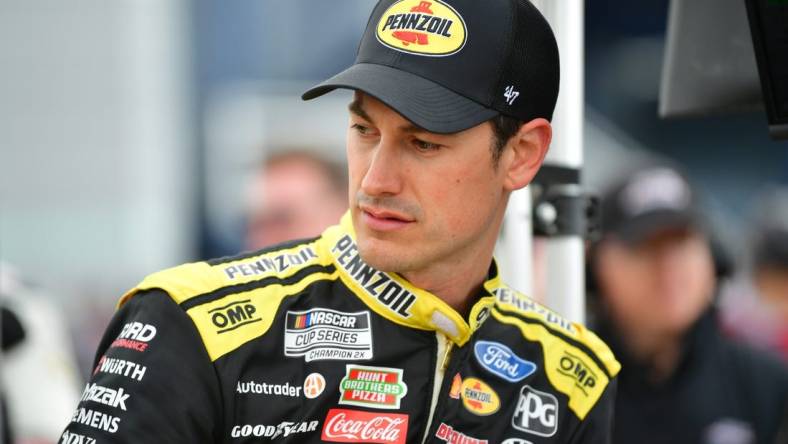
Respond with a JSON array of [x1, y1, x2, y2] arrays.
[[488, 284, 620, 377], [119, 239, 337, 361], [187, 269, 338, 361], [492, 308, 614, 421]]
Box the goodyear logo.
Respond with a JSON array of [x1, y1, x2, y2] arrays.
[[460, 377, 500, 416], [376, 0, 467, 56]]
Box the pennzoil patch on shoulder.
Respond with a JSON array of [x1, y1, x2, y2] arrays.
[[376, 0, 467, 56]]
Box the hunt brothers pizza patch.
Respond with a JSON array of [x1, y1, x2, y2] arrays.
[[339, 365, 408, 409]]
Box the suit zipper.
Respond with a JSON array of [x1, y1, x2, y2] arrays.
[[421, 333, 453, 444]]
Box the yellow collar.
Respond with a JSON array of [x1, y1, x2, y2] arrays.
[[320, 212, 501, 346]]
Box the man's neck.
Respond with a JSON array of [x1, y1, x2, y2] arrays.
[[401, 248, 495, 319]]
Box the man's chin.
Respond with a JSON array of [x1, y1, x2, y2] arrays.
[[356, 238, 410, 274]]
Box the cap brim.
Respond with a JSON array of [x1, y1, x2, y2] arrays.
[[615, 210, 699, 245], [302, 63, 498, 134]]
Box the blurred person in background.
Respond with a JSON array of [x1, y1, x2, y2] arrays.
[[244, 149, 348, 249], [0, 263, 82, 444], [720, 187, 788, 361], [587, 166, 788, 444]]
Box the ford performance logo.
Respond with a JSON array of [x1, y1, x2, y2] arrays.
[[474, 341, 537, 383]]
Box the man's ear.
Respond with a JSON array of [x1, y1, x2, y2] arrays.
[[502, 118, 552, 191]]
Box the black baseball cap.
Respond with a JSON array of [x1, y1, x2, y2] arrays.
[[600, 166, 704, 245], [302, 0, 560, 134]]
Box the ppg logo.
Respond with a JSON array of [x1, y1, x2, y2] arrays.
[[512, 385, 558, 437], [209, 300, 262, 334]]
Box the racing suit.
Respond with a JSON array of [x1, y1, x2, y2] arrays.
[[61, 215, 620, 443]]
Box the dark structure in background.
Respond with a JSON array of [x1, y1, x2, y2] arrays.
[[745, 0, 788, 139]]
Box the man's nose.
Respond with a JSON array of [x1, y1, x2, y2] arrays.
[[360, 139, 403, 197]]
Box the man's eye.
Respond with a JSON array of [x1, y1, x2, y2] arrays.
[[351, 123, 371, 135], [414, 139, 441, 151]]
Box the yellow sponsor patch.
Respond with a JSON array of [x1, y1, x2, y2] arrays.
[[376, 0, 467, 56], [491, 309, 612, 420], [460, 377, 500, 416]]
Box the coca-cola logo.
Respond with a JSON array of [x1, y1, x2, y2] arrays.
[[321, 409, 408, 444]]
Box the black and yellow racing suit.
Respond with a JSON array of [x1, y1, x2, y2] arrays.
[[61, 214, 620, 444]]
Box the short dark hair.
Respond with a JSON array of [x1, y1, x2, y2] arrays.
[[490, 114, 524, 163]]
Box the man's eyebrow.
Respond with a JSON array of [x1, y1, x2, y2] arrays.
[[348, 97, 434, 135], [399, 123, 430, 134], [348, 98, 373, 123]]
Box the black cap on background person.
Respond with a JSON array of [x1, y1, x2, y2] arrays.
[[599, 166, 703, 245], [303, 0, 560, 132], [592, 165, 732, 281]]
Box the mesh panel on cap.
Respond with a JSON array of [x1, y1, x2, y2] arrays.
[[492, 0, 560, 122]]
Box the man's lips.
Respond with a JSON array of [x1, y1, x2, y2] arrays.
[[359, 206, 414, 231]]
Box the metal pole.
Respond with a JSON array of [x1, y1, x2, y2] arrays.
[[502, 188, 533, 296], [532, 0, 586, 324]]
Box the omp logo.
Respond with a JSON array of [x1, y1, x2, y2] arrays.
[[512, 386, 558, 437], [376, 0, 467, 56], [460, 377, 500, 416], [60, 431, 96, 444], [208, 300, 262, 334], [557, 351, 597, 395]]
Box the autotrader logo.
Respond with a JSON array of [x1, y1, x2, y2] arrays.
[[512, 385, 558, 437]]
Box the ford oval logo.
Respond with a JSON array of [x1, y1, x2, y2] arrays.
[[474, 340, 537, 383]]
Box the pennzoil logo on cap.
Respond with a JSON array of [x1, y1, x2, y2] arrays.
[[376, 0, 467, 56]]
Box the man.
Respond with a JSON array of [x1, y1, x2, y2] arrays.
[[61, 0, 620, 442], [245, 150, 348, 249], [721, 188, 788, 360], [588, 166, 788, 444]]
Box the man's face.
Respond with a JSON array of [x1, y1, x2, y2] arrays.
[[345, 93, 509, 277], [594, 226, 715, 337]]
